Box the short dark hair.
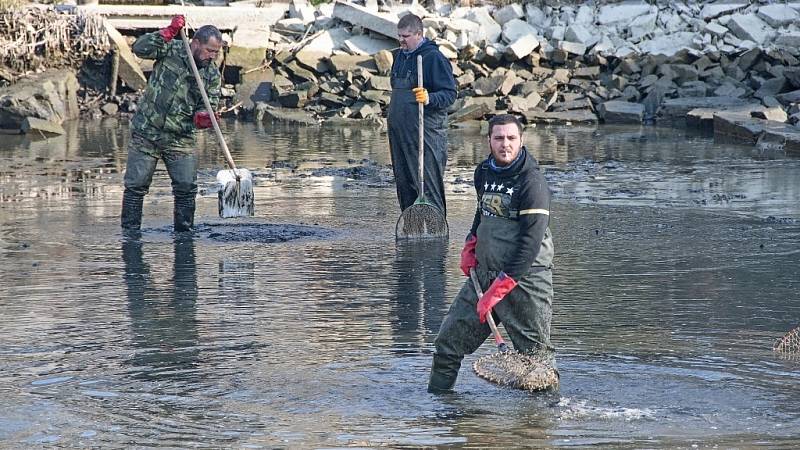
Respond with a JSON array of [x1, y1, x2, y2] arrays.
[[488, 114, 524, 136], [397, 14, 423, 34], [193, 25, 223, 44]]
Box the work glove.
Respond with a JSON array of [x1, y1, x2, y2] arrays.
[[193, 111, 219, 129], [459, 234, 478, 277], [412, 87, 429, 105], [158, 15, 185, 42], [476, 272, 517, 324]]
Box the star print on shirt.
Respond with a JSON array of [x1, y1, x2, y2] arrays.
[[496, 183, 504, 192], [490, 182, 497, 191], [484, 182, 489, 191], [506, 186, 514, 196]]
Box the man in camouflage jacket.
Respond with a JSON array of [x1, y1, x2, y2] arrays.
[[121, 16, 222, 232]]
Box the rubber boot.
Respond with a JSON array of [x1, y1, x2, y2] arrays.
[[173, 195, 195, 233], [121, 190, 144, 230], [427, 353, 461, 393]]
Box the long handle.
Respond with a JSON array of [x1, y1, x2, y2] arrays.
[[180, 28, 239, 176], [416, 54, 424, 201], [470, 268, 508, 352]]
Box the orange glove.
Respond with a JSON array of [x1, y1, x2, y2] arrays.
[[459, 234, 478, 277], [159, 15, 185, 42], [412, 87, 429, 105], [193, 111, 220, 129], [476, 272, 517, 323]]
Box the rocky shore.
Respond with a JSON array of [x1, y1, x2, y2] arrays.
[[2, 0, 800, 154]]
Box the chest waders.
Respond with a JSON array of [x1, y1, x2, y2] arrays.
[[428, 217, 555, 393], [387, 54, 449, 221]]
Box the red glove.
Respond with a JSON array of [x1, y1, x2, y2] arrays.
[[476, 272, 517, 323], [193, 111, 219, 129], [159, 15, 185, 42], [459, 234, 478, 276]]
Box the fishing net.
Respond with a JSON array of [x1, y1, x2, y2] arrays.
[[395, 203, 448, 240], [473, 349, 559, 391], [774, 326, 800, 358], [217, 169, 254, 218]]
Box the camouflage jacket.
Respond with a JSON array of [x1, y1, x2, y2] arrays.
[[130, 32, 221, 148]]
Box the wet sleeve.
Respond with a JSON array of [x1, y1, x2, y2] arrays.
[[424, 52, 456, 110], [504, 174, 551, 280], [468, 166, 483, 237], [132, 32, 169, 60]]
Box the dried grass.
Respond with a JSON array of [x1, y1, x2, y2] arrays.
[[0, 5, 110, 75]]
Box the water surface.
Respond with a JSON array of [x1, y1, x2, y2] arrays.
[[1, 119, 799, 447]]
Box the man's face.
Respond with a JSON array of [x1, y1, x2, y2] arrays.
[[191, 37, 222, 67], [489, 123, 524, 166], [397, 27, 423, 50]]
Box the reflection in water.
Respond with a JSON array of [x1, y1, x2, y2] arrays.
[[390, 240, 449, 353], [122, 233, 199, 386]]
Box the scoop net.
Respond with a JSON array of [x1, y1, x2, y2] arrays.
[[217, 169, 255, 218], [473, 348, 559, 391], [774, 326, 800, 358], [395, 203, 448, 240]]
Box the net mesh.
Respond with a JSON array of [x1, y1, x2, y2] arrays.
[[217, 171, 254, 218], [395, 203, 448, 240], [774, 326, 800, 356], [473, 349, 559, 391]]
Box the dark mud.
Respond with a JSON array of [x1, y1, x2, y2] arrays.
[[147, 222, 335, 243]]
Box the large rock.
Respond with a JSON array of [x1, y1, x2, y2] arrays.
[[236, 68, 274, 110], [332, 0, 398, 39], [597, 100, 644, 124], [0, 69, 79, 129]]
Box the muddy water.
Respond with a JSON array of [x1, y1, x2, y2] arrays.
[[1, 119, 799, 447]]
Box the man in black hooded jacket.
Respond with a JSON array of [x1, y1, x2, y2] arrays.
[[428, 114, 555, 393], [387, 13, 456, 217]]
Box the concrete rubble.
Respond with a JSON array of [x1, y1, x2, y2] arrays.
[[3, 0, 800, 154]]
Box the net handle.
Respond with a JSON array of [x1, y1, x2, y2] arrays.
[[417, 54, 424, 202]]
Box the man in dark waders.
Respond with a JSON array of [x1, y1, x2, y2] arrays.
[[121, 16, 223, 232], [428, 114, 555, 393], [387, 14, 456, 217]]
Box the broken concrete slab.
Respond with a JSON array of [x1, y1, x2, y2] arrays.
[[597, 3, 652, 25], [752, 107, 788, 122], [328, 54, 378, 73], [726, 13, 773, 45], [658, 96, 752, 123], [757, 4, 799, 28], [523, 109, 598, 125], [21, 117, 66, 136], [255, 103, 320, 125], [103, 19, 147, 91], [332, 0, 398, 39], [597, 100, 644, 124], [450, 103, 492, 122], [343, 35, 396, 56], [713, 109, 771, 144], [236, 68, 273, 110], [80, 4, 289, 32], [700, 3, 747, 21]]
